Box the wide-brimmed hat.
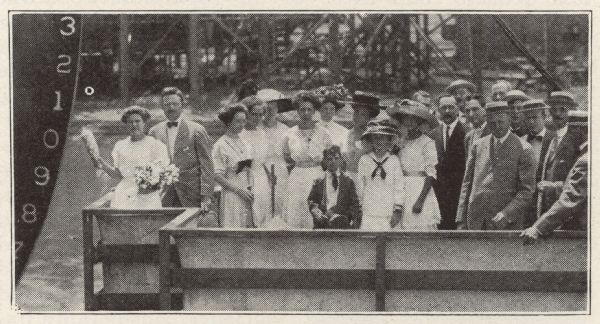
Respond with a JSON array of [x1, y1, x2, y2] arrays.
[[256, 89, 294, 113], [568, 110, 587, 127], [360, 120, 398, 140], [518, 99, 548, 114], [546, 91, 578, 108], [485, 101, 511, 115], [387, 99, 438, 128], [505, 90, 529, 105], [347, 91, 385, 110], [464, 98, 483, 110], [446, 79, 476, 93]]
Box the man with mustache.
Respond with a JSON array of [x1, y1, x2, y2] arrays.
[[431, 96, 467, 230], [149, 87, 215, 213]]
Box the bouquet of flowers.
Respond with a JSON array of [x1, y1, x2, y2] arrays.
[[79, 126, 101, 168], [134, 162, 180, 194]]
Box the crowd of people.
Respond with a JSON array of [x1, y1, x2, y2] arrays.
[[96, 77, 589, 244]]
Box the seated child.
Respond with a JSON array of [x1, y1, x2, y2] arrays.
[[307, 145, 362, 229]]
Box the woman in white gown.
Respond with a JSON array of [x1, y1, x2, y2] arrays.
[[387, 99, 441, 230], [283, 91, 333, 228], [239, 95, 271, 227], [212, 104, 255, 228], [256, 89, 292, 226], [97, 106, 170, 209]]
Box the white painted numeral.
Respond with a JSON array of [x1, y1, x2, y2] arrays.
[[60, 16, 76, 36], [53, 90, 63, 111], [34, 166, 50, 186], [43, 129, 59, 149], [57, 54, 71, 74], [21, 203, 38, 224]]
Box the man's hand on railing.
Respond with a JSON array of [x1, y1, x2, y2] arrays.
[[520, 227, 542, 245]]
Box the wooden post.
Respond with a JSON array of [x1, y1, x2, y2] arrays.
[[375, 235, 387, 311], [158, 230, 172, 310], [329, 15, 341, 83], [119, 14, 131, 103], [543, 15, 549, 69], [82, 210, 96, 310], [188, 15, 202, 109], [470, 15, 484, 93], [423, 14, 431, 87], [258, 16, 271, 83], [399, 16, 412, 98]]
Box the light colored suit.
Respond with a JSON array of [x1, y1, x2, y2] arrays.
[[149, 118, 215, 207], [457, 132, 536, 230]]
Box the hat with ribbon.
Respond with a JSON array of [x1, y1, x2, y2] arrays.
[[256, 89, 294, 113], [445, 79, 476, 93], [518, 99, 548, 114], [348, 91, 385, 109], [485, 101, 511, 115], [567, 110, 587, 127], [546, 91, 578, 108], [387, 99, 438, 128], [360, 120, 398, 140], [505, 90, 530, 105]]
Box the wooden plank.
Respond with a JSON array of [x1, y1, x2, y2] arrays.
[[386, 270, 586, 292], [96, 290, 183, 310], [159, 230, 172, 310], [176, 236, 376, 269], [87, 208, 186, 216], [82, 210, 96, 311], [164, 228, 586, 239], [173, 268, 374, 289], [375, 235, 386, 311], [96, 243, 179, 263], [170, 268, 585, 292]]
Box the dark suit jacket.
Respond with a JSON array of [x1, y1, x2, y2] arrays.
[[536, 128, 584, 213], [307, 173, 362, 229], [533, 149, 587, 235], [431, 120, 467, 227], [457, 132, 536, 230]]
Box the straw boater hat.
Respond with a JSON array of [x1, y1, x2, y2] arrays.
[[546, 91, 578, 108], [387, 99, 438, 128], [485, 101, 511, 115], [567, 110, 587, 127], [360, 120, 398, 140], [445, 79, 476, 93], [256, 88, 294, 113], [504, 90, 530, 104], [491, 80, 512, 94], [518, 99, 548, 114]]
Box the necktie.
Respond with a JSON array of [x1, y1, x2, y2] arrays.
[[526, 134, 543, 143], [544, 137, 558, 178], [370, 157, 389, 179], [331, 172, 338, 190], [167, 121, 178, 128], [445, 126, 451, 151]]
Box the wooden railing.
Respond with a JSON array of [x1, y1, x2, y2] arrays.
[[158, 211, 587, 312], [82, 192, 202, 310]]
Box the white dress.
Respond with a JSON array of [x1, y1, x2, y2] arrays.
[[110, 136, 170, 209], [356, 152, 405, 230], [259, 121, 290, 228], [318, 120, 349, 152], [283, 125, 333, 228], [398, 134, 441, 230], [212, 134, 254, 228]]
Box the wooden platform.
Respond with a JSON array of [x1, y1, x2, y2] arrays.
[[157, 212, 587, 312]]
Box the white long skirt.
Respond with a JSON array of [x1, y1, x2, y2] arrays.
[[111, 178, 162, 209], [397, 176, 441, 230], [284, 166, 323, 229]]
